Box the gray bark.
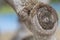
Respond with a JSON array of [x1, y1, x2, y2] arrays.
[[3, 0, 58, 40]]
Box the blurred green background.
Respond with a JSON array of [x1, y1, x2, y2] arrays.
[[51, 0, 60, 3]]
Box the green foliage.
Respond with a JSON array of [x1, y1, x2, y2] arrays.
[[0, 4, 14, 14], [51, 0, 60, 3]]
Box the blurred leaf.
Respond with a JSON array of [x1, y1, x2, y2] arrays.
[[51, 0, 60, 3], [0, 4, 14, 14]]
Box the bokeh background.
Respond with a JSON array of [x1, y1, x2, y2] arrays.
[[0, 0, 60, 40]]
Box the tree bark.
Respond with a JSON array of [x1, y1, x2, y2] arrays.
[[4, 0, 58, 40]]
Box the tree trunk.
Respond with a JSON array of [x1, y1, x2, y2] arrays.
[[4, 0, 58, 40]]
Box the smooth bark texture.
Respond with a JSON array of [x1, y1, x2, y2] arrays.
[[4, 0, 58, 40]]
